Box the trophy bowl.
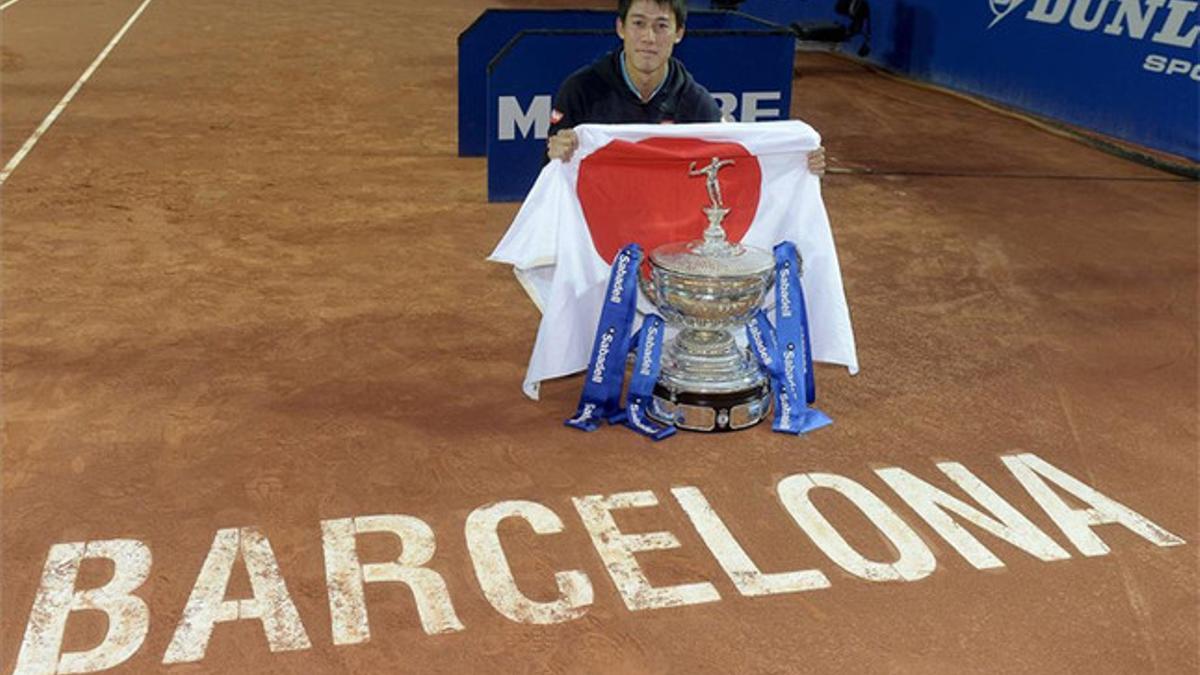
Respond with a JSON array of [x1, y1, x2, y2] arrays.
[[640, 235, 776, 432]]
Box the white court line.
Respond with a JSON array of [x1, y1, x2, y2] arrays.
[[0, 0, 155, 186], [0, 0, 28, 12]]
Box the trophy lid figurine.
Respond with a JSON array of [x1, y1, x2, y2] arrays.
[[640, 157, 776, 432]]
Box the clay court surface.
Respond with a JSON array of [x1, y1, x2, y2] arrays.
[[2, 0, 1198, 673]]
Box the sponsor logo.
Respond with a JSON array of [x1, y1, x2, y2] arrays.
[[498, 91, 785, 140], [497, 95, 551, 141], [776, 345, 799, 429], [712, 91, 784, 123], [748, 321, 774, 367], [609, 253, 631, 305], [638, 322, 660, 377], [777, 387, 793, 428], [988, 0, 1028, 28], [570, 402, 597, 424], [1144, 53, 1200, 79], [986, 0, 1200, 51], [627, 402, 661, 435], [784, 344, 798, 394], [779, 272, 793, 319], [591, 330, 616, 384]]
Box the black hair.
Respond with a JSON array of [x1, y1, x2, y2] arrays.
[[617, 0, 687, 28]]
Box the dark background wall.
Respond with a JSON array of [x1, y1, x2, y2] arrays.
[[696, 0, 1199, 161]]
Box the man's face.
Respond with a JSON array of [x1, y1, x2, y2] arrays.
[[617, 0, 683, 77]]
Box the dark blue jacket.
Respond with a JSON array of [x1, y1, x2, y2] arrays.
[[549, 50, 722, 135]]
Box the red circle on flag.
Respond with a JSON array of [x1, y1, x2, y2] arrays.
[[577, 137, 762, 265]]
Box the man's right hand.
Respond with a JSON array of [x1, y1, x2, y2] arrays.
[[547, 129, 579, 162]]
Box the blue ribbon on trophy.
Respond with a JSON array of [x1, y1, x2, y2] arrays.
[[610, 314, 676, 441], [746, 311, 791, 432], [565, 243, 645, 432], [773, 242, 818, 407], [745, 242, 832, 435]]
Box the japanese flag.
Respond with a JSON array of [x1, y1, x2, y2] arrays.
[[489, 120, 859, 399]]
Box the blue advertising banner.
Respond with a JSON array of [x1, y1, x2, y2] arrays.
[[485, 28, 797, 202], [457, 9, 781, 157], [807, 0, 1198, 162]]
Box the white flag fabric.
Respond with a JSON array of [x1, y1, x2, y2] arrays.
[[489, 120, 858, 399]]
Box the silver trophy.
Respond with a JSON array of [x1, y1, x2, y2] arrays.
[[640, 157, 775, 432]]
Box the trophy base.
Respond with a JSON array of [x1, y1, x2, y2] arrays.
[[647, 381, 772, 433]]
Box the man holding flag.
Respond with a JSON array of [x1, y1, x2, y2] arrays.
[[546, 0, 826, 173], [491, 1, 853, 403]]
